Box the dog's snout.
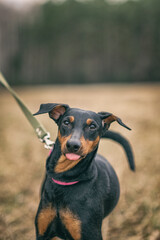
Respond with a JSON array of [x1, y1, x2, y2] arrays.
[[66, 139, 81, 153]]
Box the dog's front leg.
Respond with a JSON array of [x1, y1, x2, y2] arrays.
[[35, 199, 57, 240]]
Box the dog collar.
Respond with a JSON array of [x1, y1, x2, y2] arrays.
[[52, 178, 79, 186]]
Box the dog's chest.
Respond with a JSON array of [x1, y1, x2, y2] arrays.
[[43, 185, 82, 239]]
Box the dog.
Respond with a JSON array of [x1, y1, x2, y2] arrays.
[[34, 103, 135, 240]]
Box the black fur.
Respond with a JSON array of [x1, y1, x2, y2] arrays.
[[34, 104, 135, 240]]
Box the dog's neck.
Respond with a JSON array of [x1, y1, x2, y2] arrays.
[[46, 138, 98, 183]]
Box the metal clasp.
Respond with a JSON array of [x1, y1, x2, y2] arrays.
[[41, 132, 54, 150]]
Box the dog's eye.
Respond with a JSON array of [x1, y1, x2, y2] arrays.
[[89, 123, 97, 130], [63, 120, 70, 126]]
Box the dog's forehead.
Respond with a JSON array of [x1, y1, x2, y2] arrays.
[[65, 108, 101, 123]]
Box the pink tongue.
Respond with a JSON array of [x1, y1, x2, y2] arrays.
[[66, 153, 80, 161]]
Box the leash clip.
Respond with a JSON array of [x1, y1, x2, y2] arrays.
[[41, 132, 54, 150], [35, 128, 54, 149]]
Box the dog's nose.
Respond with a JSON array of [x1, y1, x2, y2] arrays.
[[66, 139, 81, 153]]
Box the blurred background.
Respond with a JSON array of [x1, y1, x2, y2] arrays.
[[0, 0, 160, 239], [0, 0, 160, 85]]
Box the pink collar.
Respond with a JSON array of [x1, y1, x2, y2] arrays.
[[52, 178, 79, 186]]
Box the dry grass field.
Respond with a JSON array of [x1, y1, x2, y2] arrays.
[[0, 84, 160, 240]]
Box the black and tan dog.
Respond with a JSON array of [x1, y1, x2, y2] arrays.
[[34, 103, 135, 240]]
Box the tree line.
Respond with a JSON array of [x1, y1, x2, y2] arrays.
[[0, 0, 160, 85]]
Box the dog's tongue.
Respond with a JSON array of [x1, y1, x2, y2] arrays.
[[66, 153, 81, 161]]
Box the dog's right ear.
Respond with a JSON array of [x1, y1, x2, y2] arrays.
[[33, 103, 69, 123]]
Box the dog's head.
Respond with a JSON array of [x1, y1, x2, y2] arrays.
[[34, 103, 131, 162]]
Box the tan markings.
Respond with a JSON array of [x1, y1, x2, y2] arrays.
[[56, 132, 100, 173], [50, 105, 66, 120], [86, 118, 93, 125], [58, 130, 71, 153], [56, 131, 81, 173], [103, 115, 118, 129], [103, 115, 117, 125], [69, 116, 74, 123], [38, 205, 56, 236], [60, 209, 81, 240], [54, 154, 81, 173], [80, 136, 100, 156]]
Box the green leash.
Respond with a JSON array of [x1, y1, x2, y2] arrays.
[[0, 72, 54, 149]]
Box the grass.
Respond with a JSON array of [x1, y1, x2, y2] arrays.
[[0, 84, 160, 240]]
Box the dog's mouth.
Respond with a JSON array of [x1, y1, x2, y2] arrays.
[[65, 153, 81, 161]]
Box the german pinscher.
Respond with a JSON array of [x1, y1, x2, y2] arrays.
[[34, 103, 135, 240]]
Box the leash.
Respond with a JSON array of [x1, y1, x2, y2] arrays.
[[0, 72, 54, 149]]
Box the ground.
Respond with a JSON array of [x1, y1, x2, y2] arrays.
[[0, 84, 160, 240]]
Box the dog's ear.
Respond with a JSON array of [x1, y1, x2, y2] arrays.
[[98, 112, 131, 130], [33, 103, 69, 122]]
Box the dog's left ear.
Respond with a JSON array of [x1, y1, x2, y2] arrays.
[[33, 103, 69, 123], [98, 112, 131, 130]]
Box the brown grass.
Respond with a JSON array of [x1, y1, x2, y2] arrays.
[[0, 84, 160, 240]]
